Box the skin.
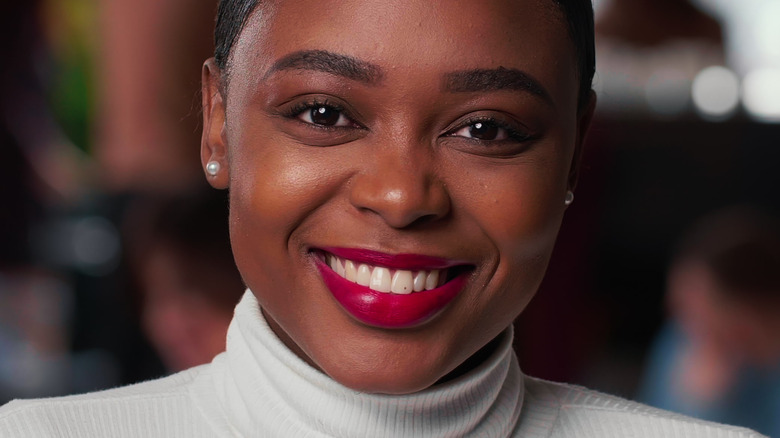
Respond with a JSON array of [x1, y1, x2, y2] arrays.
[[201, 0, 595, 394]]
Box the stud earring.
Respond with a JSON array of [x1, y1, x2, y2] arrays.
[[206, 161, 220, 176], [564, 190, 574, 206]]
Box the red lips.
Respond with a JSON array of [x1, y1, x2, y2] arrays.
[[314, 248, 471, 329]]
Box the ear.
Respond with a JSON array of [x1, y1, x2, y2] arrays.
[[568, 90, 597, 192], [201, 58, 229, 189]]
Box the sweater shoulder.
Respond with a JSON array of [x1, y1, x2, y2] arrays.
[[0, 365, 211, 438], [521, 376, 767, 438]]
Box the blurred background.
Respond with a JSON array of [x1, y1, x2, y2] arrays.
[[0, 0, 778, 436]]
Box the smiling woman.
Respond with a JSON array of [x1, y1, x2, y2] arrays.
[[0, 0, 768, 437], [203, 0, 584, 397]]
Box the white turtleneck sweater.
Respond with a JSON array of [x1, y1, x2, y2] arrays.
[[0, 291, 766, 437]]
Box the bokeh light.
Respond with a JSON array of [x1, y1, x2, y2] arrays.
[[742, 68, 780, 122], [691, 66, 740, 120]]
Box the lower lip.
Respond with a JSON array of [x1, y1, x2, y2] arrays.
[[315, 258, 469, 329]]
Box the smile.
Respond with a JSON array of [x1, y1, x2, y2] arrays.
[[313, 248, 473, 328], [324, 253, 446, 294]]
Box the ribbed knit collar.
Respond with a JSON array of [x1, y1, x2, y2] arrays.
[[215, 291, 524, 437]]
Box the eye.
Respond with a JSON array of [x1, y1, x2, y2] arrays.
[[275, 97, 367, 146], [451, 121, 508, 141], [296, 104, 354, 127], [447, 117, 530, 143]]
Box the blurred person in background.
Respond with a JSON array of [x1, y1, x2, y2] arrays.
[[52, 0, 221, 390], [639, 206, 780, 437], [73, 0, 221, 382], [123, 189, 244, 372], [2, 0, 223, 402], [44, 0, 221, 391]]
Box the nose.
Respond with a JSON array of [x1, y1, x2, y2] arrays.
[[348, 147, 451, 229]]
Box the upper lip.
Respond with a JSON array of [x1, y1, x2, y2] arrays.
[[316, 247, 471, 270]]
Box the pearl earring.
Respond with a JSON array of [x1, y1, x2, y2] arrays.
[[564, 190, 574, 206], [206, 161, 220, 176]]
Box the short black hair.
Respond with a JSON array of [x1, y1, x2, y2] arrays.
[[214, 0, 259, 72], [213, 0, 594, 109]]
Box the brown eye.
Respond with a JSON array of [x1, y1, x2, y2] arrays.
[[469, 122, 501, 140], [451, 121, 510, 141], [297, 105, 352, 127], [310, 106, 339, 125]]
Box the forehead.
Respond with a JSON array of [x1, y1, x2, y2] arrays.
[[230, 0, 576, 109]]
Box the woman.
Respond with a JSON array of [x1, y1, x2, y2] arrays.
[[0, 0, 765, 436]]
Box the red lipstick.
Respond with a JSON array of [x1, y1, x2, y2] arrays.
[[314, 248, 471, 329]]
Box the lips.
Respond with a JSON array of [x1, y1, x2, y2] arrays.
[[314, 247, 472, 328]]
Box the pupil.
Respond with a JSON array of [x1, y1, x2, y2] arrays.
[[470, 122, 499, 140], [310, 106, 340, 125]]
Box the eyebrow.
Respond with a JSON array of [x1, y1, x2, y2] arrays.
[[264, 50, 384, 84], [443, 67, 552, 104]]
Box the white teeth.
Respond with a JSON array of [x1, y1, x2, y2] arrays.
[[325, 253, 451, 295], [344, 260, 357, 282], [391, 270, 414, 294], [370, 267, 392, 293], [328, 255, 346, 277], [425, 270, 440, 291], [413, 271, 426, 292], [356, 264, 371, 286]]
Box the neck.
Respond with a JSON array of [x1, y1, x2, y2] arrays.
[[214, 290, 526, 437], [437, 335, 503, 385]]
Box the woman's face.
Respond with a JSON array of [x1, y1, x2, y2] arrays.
[[202, 0, 592, 393]]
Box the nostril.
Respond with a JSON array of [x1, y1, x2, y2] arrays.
[[406, 212, 448, 229]]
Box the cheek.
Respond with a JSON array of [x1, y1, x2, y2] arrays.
[[463, 161, 567, 262], [496, 186, 561, 251], [230, 151, 316, 224], [225, 133, 350, 288], [447, 154, 570, 325], [228, 131, 335, 231]]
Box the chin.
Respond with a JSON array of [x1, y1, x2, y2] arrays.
[[312, 326, 473, 395], [323, 361, 447, 395]]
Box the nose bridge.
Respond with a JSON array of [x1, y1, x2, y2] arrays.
[[348, 139, 450, 229]]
